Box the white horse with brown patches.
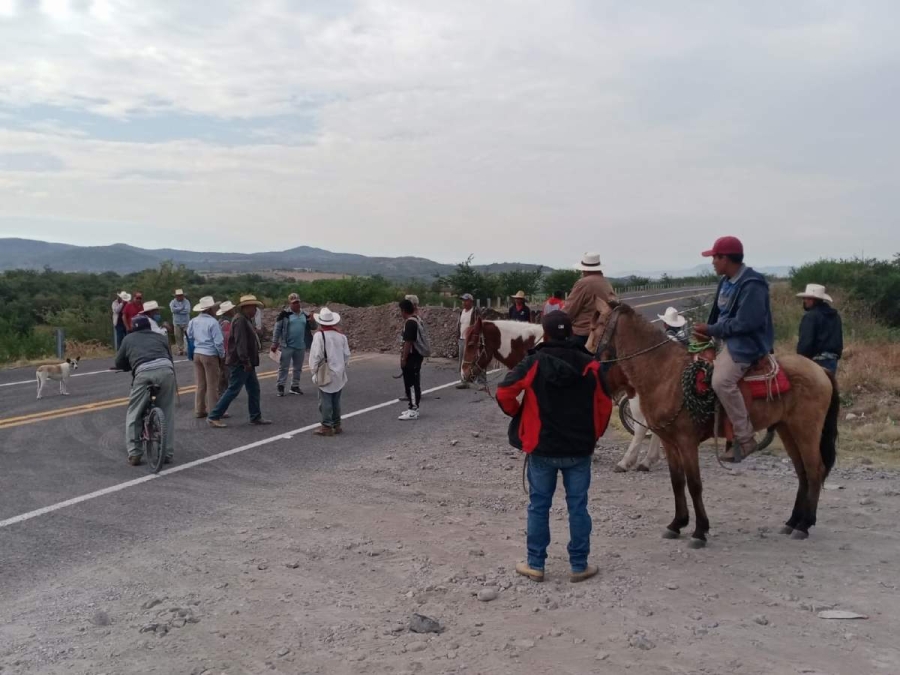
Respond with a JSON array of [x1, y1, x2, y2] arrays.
[[459, 318, 544, 382]]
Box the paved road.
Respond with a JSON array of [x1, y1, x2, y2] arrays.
[[0, 286, 714, 594]]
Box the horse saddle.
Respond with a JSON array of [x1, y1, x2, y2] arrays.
[[693, 347, 791, 440]]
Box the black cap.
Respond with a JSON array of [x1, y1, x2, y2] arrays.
[[132, 316, 151, 331], [542, 310, 572, 340]]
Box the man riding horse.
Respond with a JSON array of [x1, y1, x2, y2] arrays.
[[692, 236, 775, 463]]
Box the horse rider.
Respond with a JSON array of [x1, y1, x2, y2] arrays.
[[509, 291, 531, 322], [796, 284, 843, 374], [692, 236, 774, 463], [564, 252, 618, 348], [658, 306, 690, 345]]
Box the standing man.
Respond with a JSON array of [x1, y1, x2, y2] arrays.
[[496, 311, 611, 583], [271, 293, 313, 396], [139, 301, 168, 336], [216, 300, 236, 398], [309, 307, 352, 436], [564, 253, 618, 347], [115, 315, 176, 466], [693, 236, 774, 463], [398, 298, 424, 420], [122, 291, 144, 332], [509, 291, 531, 322], [169, 289, 191, 356], [112, 291, 130, 349], [796, 284, 843, 373], [542, 291, 565, 317], [208, 295, 271, 428], [187, 296, 224, 419], [456, 293, 483, 389]]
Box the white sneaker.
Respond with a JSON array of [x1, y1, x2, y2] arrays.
[[398, 409, 419, 421]]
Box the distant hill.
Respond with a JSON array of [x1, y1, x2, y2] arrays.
[[0, 238, 547, 281]]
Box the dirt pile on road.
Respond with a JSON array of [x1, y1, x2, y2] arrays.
[[260, 304, 462, 358]]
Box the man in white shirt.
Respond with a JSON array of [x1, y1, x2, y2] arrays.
[[456, 293, 484, 389], [309, 307, 352, 436]]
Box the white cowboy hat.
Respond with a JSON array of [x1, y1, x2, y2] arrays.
[[510, 291, 527, 300], [576, 252, 603, 272], [140, 300, 160, 313], [658, 306, 686, 328], [405, 294, 420, 306], [216, 300, 235, 316], [117, 291, 131, 302], [796, 284, 833, 304], [174, 289, 185, 296], [237, 294, 264, 308], [193, 296, 217, 312], [314, 306, 341, 326]]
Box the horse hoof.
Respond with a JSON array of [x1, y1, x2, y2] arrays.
[[688, 538, 707, 549], [779, 525, 794, 535], [614, 465, 628, 473], [662, 529, 680, 540], [636, 464, 650, 472], [790, 530, 809, 541]]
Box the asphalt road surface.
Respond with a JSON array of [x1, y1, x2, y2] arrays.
[[0, 286, 714, 593]]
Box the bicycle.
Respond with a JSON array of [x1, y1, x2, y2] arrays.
[[616, 393, 776, 451], [140, 384, 167, 473]]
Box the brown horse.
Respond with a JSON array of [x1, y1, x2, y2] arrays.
[[588, 299, 839, 548], [460, 318, 545, 382]]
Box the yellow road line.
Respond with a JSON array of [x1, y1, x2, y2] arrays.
[[0, 356, 375, 430]]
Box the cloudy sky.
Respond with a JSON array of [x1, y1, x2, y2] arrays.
[[0, 0, 897, 274]]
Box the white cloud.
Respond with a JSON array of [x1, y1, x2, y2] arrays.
[[0, 0, 899, 271]]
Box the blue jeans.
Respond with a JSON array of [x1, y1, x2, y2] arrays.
[[209, 365, 262, 421], [277, 347, 305, 388], [526, 454, 592, 573], [318, 389, 343, 428], [816, 358, 838, 374]]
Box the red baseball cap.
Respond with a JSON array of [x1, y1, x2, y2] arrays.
[[702, 236, 744, 257]]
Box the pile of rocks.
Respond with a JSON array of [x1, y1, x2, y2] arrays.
[[259, 303, 462, 359]]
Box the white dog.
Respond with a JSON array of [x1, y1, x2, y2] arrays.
[[35, 357, 80, 399]]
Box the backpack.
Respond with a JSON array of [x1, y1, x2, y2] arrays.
[[411, 317, 432, 357]]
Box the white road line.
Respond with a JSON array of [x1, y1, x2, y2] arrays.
[[0, 359, 192, 389], [619, 286, 715, 302], [0, 373, 498, 530]]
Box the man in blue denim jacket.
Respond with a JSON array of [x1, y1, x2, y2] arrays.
[[693, 236, 774, 462]]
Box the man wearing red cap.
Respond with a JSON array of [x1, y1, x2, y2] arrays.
[[693, 236, 774, 462]]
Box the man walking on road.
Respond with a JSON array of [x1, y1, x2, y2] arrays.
[[496, 311, 611, 583], [216, 300, 236, 397], [169, 289, 191, 356], [309, 307, 351, 436], [693, 236, 774, 463], [112, 291, 130, 349], [187, 296, 224, 419], [271, 293, 313, 397], [398, 299, 425, 420], [564, 253, 617, 347], [208, 295, 271, 428], [115, 315, 176, 466]]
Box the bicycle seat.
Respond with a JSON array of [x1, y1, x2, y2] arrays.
[[148, 384, 161, 396]]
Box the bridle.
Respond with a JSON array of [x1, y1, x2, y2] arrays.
[[592, 305, 672, 364], [461, 325, 491, 382]]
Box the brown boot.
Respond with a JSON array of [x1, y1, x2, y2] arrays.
[[570, 565, 599, 583], [207, 418, 227, 428], [313, 425, 334, 437], [515, 562, 544, 582], [334, 424, 343, 435], [128, 456, 143, 466]]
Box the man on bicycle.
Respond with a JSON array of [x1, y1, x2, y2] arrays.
[[115, 315, 177, 466]]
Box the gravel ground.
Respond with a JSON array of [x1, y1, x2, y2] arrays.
[[2, 388, 899, 675]]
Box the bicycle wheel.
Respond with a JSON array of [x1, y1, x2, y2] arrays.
[[617, 395, 636, 436], [757, 425, 776, 452], [143, 407, 166, 474]]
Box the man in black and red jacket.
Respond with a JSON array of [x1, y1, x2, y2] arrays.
[[496, 311, 612, 583]]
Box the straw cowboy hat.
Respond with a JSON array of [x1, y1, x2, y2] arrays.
[[796, 284, 833, 304], [576, 252, 603, 272], [658, 306, 686, 328], [140, 300, 160, 313], [117, 291, 131, 302], [216, 300, 235, 316], [314, 306, 341, 326], [193, 296, 217, 312], [238, 294, 264, 308], [174, 289, 185, 296], [510, 291, 528, 300]]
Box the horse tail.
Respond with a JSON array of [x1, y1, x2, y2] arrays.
[[820, 370, 840, 479]]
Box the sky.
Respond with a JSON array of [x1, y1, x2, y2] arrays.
[[1, 0, 898, 275]]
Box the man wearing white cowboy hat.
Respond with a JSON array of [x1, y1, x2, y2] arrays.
[[564, 253, 618, 347], [208, 295, 271, 427], [309, 307, 352, 436], [508, 291, 531, 322], [215, 300, 237, 397], [796, 284, 843, 374], [657, 306, 690, 345], [187, 296, 225, 418], [112, 290, 131, 349], [169, 289, 191, 356], [139, 301, 168, 336]]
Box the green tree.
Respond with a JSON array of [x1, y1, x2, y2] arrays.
[[496, 267, 544, 297], [542, 269, 581, 296], [442, 256, 499, 301]]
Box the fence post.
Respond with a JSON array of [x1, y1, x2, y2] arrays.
[[55, 328, 65, 359]]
